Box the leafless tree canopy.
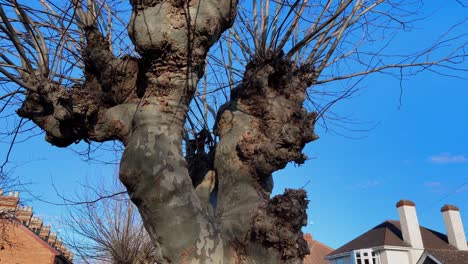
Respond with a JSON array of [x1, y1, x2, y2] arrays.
[[65, 186, 156, 264], [0, 0, 466, 263]]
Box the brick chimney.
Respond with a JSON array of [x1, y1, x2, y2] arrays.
[[396, 200, 424, 248], [441, 204, 468, 250], [58, 243, 65, 252], [304, 233, 313, 244], [48, 232, 57, 246], [16, 206, 33, 226], [62, 247, 69, 257], [39, 225, 51, 241], [29, 216, 43, 234], [55, 238, 63, 250], [0, 190, 19, 213]]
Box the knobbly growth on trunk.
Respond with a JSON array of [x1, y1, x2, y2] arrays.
[[0, 0, 466, 263]]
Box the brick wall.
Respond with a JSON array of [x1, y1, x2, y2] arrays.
[[0, 222, 56, 264]]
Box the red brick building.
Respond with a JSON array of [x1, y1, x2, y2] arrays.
[[0, 191, 73, 264], [304, 233, 334, 264]]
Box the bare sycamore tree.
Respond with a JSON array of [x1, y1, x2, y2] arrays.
[[64, 184, 156, 264], [0, 0, 466, 263]]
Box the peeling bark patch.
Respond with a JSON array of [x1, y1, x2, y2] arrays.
[[249, 189, 309, 261]]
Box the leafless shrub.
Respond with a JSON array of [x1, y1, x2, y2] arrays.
[[64, 181, 156, 264]]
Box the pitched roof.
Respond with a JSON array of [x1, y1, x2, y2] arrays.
[[303, 234, 334, 264], [327, 220, 458, 257], [424, 249, 468, 264]]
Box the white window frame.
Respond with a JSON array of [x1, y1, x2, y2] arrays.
[[353, 249, 381, 264]]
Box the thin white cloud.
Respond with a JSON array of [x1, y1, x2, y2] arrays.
[[345, 179, 381, 191], [355, 180, 380, 190], [428, 153, 468, 164], [424, 181, 442, 188], [423, 181, 445, 194]]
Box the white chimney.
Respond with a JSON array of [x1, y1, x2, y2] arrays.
[[441, 204, 468, 250], [397, 200, 424, 248]]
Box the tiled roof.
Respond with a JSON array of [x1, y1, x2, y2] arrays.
[[327, 220, 459, 257], [425, 249, 468, 264], [303, 234, 334, 264]]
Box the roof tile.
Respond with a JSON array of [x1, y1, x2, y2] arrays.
[[425, 249, 468, 264], [303, 234, 334, 264]]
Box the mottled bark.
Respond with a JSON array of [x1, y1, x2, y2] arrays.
[[16, 1, 316, 263], [119, 98, 223, 263]]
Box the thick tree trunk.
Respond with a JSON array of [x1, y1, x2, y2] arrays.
[[119, 97, 224, 263], [17, 1, 316, 263]]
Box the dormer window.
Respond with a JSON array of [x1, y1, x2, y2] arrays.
[[354, 249, 380, 264]]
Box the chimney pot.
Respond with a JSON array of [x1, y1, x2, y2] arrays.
[[397, 200, 416, 208], [304, 233, 313, 243], [441, 204, 459, 212]]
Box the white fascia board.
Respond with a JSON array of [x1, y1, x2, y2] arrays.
[[324, 252, 352, 260], [371, 245, 412, 252]]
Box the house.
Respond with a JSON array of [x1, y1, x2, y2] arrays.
[[325, 200, 468, 264], [0, 190, 73, 264], [303, 233, 334, 264]]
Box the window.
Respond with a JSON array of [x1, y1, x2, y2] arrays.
[[354, 249, 380, 264], [372, 251, 380, 264]]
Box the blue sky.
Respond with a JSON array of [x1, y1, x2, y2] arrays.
[[274, 65, 468, 248], [0, 0, 467, 252], [272, 1, 468, 248]]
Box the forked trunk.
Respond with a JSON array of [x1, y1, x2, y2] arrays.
[[17, 0, 314, 263]]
